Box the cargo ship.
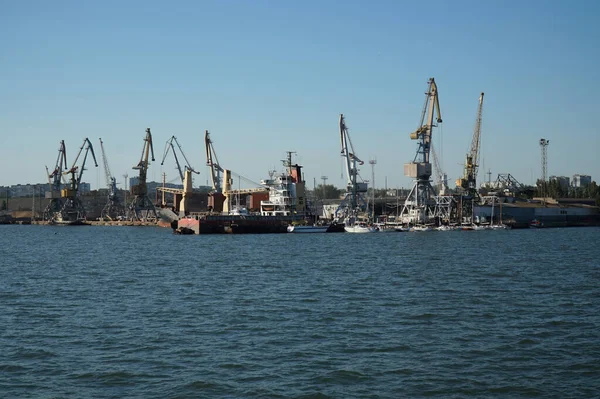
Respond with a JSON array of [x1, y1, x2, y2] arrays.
[[172, 153, 345, 234]]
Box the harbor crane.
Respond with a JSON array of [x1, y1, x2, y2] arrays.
[[335, 113, 369, 222], [456, 92, 485, 222], [205, 130, 224, 194], [99, 138, 125, 220], [43, 140, 68, 221], [160, 135, 199, 183], [204, 130, 269, 213], [400, 78, 442, 225], [43, 138, 98, 223], [127, 128, 157, 221], [457, 93, 485, 194]]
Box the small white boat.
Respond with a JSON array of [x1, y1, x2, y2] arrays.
[[344, 222, 379, 233], [472, 224, 486, 231], [411, 225, 433, 232], [287, 225, 329, 233], [436, 225, 452, 231], [490, 224, 508, 230]]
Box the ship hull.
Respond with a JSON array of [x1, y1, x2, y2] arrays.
[[475, 203, 600, 229], [176, 215, 292, 234]]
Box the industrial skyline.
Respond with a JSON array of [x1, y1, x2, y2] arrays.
[[1, 1, 599, 190]]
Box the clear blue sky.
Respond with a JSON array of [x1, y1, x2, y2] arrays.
[[1, 0, 599, 190]]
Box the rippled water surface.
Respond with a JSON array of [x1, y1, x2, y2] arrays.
[[1, 225, 600, 398]]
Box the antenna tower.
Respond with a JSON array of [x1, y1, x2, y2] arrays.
[[539, 138, 550, 203], [369, 159, 376, 221]]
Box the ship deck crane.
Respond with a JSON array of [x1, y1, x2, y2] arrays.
[[160, 135, 199, 183], [400, 78, 442, 225], [99, 138, 125, 220], [128, 128, 157, 221], [335, 114, 368, 222]]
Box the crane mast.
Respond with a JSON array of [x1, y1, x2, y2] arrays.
[[127, 128, 157, 221], [99, 138, 124, 220], [205, 130, 223, 193], [400, 78, 443, 225], [335, 114, 368, 222], [160, 135, 199, 183]]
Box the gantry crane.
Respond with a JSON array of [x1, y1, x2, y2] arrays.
[[127, 128, 157, 221], [335, 113, 369, 222], [160, 135, 199, 183], [99, 138, 125, 220], [400, 78, 442, 225], [456, 93, 484, 222], [43, 138, 98, 223]]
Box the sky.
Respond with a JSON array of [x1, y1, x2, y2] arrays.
[[1, 0, 599, 191]]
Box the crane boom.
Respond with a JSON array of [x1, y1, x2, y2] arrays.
[[410, 78, 442, 166], [132, 128, 155, 194], [456, 92, 484, 192], [160, 136, 199, 183], [470, 92, 484, 184], [63, 138, 98, 194], [47, 140, 68, 190], [205, 130, 224, 193], [99, 138, 118, 197]]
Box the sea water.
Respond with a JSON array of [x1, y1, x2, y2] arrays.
[[1, 225, 599, 398]]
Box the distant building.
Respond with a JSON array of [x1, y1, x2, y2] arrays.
[[79, 182, 91, 194], [550, 176, 570, 192], [572, 174, 592, 187], [129, 176, 140, 189], [0, 184, 49, 198]]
